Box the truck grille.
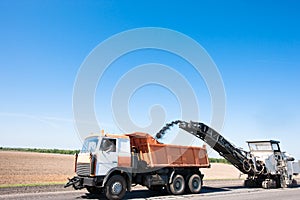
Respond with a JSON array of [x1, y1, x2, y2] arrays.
[[76, 163, 90, 176]]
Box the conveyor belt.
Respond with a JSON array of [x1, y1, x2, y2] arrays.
[[156, 120, 252, 174]]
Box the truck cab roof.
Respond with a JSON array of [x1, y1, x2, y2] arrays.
[[247, 140, 280, 144]]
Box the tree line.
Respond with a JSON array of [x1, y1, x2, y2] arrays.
[[0, 147, 80, 155]]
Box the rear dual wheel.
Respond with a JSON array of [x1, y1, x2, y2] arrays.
[[187, 174, 202, 194], [167, 173, 202, 195], [168, 174, 185, 195]]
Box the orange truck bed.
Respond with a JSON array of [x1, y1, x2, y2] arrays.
[[127, 132, 210, 168]]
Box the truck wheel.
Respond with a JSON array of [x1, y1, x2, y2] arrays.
[[104, 175, 127, 200], [187, 174, 202, 193], [168, 174, 185, 195], [86, 186, 101, 194]]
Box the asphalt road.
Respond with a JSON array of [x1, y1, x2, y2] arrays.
[[1, 180, 299, 200]]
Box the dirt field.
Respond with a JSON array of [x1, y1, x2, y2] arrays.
[[0, 151, 251, 186], [0, 151, 75, 185], [201, 163, 243, 180]]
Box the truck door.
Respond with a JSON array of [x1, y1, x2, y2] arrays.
[[98, 138, 118, 175]]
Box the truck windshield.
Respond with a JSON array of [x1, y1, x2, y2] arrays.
[[81, 137, 98, 153], [249, 142, 272, 151], [100, 138, 116, 152]]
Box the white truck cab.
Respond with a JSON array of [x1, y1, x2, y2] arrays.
[[76, 133, 131, 177], [65, 133, 132, 200]]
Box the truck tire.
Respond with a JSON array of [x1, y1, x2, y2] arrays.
[[168, 174, 185, 195], [187, 174, 202, 193], [104, 175, 127, 200]]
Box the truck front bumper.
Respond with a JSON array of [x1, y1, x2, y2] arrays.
[[64, 176, 105, 190]]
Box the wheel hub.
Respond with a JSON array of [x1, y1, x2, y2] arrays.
[[193, 180, 199, 188], [175, 180, 182, 189], [111, 182, 122, 195]]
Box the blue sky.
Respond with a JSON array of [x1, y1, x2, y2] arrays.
[[0, 1, 300, 158]]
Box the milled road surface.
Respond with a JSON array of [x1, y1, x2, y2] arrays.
[[0, 180, 299, 200]]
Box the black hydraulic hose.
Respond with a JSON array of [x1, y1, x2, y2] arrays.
[[243, 159, 252, 173]]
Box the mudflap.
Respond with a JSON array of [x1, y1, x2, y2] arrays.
[[64, 177, 84, 190]]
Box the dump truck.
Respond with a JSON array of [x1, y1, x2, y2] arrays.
[[65, 131, 210, 199], [157, 120, 300, 189]]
